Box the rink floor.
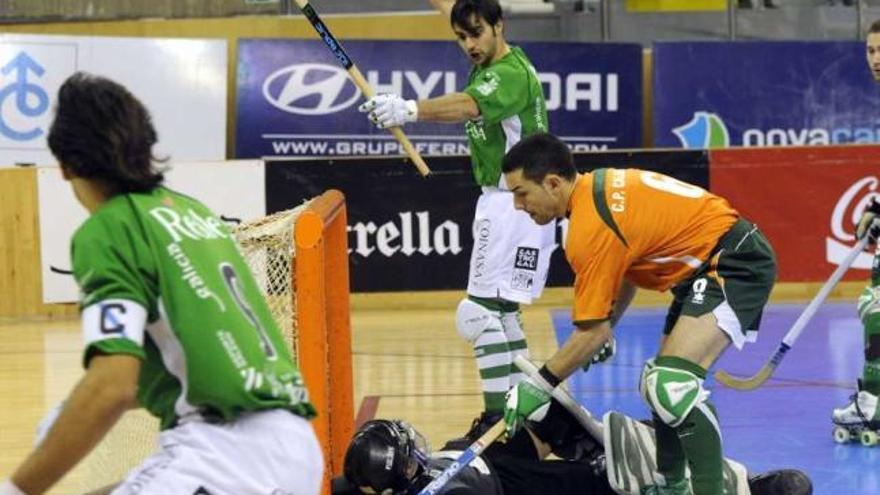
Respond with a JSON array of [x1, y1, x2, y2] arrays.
[[554, 303, 878, 495]]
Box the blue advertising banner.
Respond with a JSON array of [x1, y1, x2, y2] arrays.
[[653, 41, 880, 149], [236, 39, 641, 159]]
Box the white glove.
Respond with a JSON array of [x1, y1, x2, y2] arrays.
[[0, 480, 27, 495], [358, 94, 418, 129]]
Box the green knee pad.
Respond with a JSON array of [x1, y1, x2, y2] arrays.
[[640, 357, 709, 428]]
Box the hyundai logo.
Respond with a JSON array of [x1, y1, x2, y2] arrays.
[[262, 63, 361, 115]]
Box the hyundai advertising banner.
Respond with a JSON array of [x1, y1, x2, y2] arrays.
[[654, 41, 879, 149], [265, 150, 707, 292], [711, 146, 879, 282], [236, 39, 641, 160]]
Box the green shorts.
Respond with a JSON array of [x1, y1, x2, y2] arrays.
[[662, 218, 777, 349]]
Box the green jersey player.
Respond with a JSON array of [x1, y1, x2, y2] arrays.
[[359, 0, 558, 438], [0, 73, 322, 495], [830, 21, 880, 446]]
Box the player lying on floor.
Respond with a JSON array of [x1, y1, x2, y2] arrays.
[[332, 403, 812, 495]]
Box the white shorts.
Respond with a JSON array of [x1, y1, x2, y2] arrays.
[[111, 410, 323, 495], [466, 187, 557, 304]]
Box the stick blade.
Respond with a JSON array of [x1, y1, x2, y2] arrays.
[[714, 365, 773, 391]]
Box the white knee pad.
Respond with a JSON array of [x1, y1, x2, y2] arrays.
[[640, 362, 710, 428], [455, 298, 502, 343]]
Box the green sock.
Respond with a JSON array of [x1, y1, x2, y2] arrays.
[[863, 314, 880, 397], [653, 356, 722, 495], [653, 412, 687, 484], [468, 296, 511, 413]]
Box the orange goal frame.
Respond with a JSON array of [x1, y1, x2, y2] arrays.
[[293, 189, 354, 493]]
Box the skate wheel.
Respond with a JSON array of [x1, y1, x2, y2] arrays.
[[860, 430, 878, 447], [833, 426, 852, 444]]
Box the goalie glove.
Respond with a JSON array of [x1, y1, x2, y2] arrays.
[[856, 198, 880, 243], [503, 365, 558, 437], [358, 93, 418, 129]]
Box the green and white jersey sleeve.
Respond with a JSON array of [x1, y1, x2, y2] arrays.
[[463, 46, 549, 187], [72, 187, 315, 429]]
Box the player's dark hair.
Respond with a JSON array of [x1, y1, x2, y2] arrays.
[[451, 0, 503, 35], [502, 132, 577, 183], [48, 71, 165, 193], [343, 419, 430, 493], [870, 19, 880, 35]]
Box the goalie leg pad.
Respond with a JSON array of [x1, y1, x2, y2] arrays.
[[640, 361, 709, 429], [455, 298, 502, 343]]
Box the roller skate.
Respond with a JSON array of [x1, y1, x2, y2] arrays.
[[832, 381, 880, 446]]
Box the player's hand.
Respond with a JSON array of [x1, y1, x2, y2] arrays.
[[581, 337, 616, 372], [856, 198, 880, 243], [503, 376, 552, 437], [358, 94, 418, 129]]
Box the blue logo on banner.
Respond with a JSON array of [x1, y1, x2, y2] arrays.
[[672, 111, 729, 149], [0, 51, 49, 141], [263, 63, 361, 116]]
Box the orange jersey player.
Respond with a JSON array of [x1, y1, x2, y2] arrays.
[[499, 133, 777, 495], [567, 167, 736, 325]]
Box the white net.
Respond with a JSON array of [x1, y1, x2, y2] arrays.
[[231, 200, 312, 356], [75, 201, 312, 492]]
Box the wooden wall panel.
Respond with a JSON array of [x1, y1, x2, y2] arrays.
[[0, 168, 76, 318]]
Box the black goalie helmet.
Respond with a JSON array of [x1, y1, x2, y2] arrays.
[[343, 419, 431, 493]]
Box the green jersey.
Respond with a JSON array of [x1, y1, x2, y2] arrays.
[[463, 46, 548, 187], [71, 187, 315, 429]]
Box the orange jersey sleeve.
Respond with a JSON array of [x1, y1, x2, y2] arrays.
[[565, 169, 738, 323]]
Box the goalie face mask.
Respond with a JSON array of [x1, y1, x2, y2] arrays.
[[343, 419, 431, 493]]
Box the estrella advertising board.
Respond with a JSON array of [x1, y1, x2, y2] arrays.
[[235, 39, 642, 159]]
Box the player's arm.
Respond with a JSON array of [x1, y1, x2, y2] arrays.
[[416, 92, 480, 122], [9, 354, 140, 495], [610, 279, 637, 327], [546, 319, 613, 380]]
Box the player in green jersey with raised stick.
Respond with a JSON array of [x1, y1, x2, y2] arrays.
[[359, 0, 568, 439], [0, 73, 322, 495]]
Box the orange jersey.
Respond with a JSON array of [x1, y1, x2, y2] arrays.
[[566, 168, 738, 323]]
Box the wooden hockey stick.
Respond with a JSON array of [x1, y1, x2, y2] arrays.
[[292, 0, 431, 177], [415, 420, 506, 495], [715, 235, 870, 390]]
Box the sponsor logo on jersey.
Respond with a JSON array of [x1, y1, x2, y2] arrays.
[[472, 218, 491, 278], [514, 247, 539, 271], [511, 248, 538, 291], [827, 176, 879, 270], [348, 211, 462, 259]]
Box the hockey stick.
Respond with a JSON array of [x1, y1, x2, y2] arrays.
[[415, 420, 506, 495], [715, 235, 871, 390], [292, 0, 431, 177], [512, 355, 604, 442]]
